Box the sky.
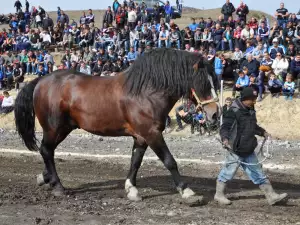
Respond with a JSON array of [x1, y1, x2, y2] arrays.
[[1, 0, 299, 16]]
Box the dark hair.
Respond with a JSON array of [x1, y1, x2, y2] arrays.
[[3, 91, 9, 95], [225, 97, 232, 102]]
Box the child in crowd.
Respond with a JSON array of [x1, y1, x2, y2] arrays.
[[282, 74, 295, 100], [232, 47, 243, 61], [192, 106, 206, 134], [268, 73, 283, 98], [232, 70, 250, 98]]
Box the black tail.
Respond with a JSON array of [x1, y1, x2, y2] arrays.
[[14, 77, 42, 151]]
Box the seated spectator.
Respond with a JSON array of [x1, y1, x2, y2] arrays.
[[271, 53, 289, 81], [158, 25, 169, 48], [101, 60, 114, 76], [175, 100, 196, 132], [243, 39, 255, 58], [286, 43, 297, 61], [127, 46, 137, 62], [232, 70, 250, 97], [169, 27, 180, 49], [290, 54, 300, 95], [248, 74, 263, 101], [257, 21, 269, 45], [79, 61, 91, 75], [252, 42, 264, 62], [268, 73, 283, 98], [40, 30, 52, 48], [232, 47, 243, 61], [36, 63, 47, 77], [191, 106, 206, 134], [293, 24, 300, 48], [12, 62, 24, 91], [269, 21, 283, 45], [240, 54, 259, 77], [3, 65, 14, 90], [282, 74, 295, 100], [0, 69, 4, 90], [201, 28, 212, 50], [194, 28, 201, 50], [283, 21, 294, 47], [222, 25, 233, 51], [0, 91, 14, 114], [212, 23, 224, 51]]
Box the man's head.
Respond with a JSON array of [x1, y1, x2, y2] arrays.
[[238, 70, 245, 78], [225, 97, 232, 106], [295, 54, 300, 61], [247, 54, 253, 62], [3, 91, 9, 97], [280, 2, 284, 8], [241, 87, 257, 108], [272, 38, 279, 46]]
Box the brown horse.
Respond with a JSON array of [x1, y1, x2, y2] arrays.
[[14, 48, 220, 204]]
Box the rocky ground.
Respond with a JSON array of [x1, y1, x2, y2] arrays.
[[0, 130, 300, 225]]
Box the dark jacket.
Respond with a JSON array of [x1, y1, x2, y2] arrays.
[[221, 3, 235, 16], [220, 99, 265, 156], [240, 59, 260, 76], [291, 59, 300, 74]]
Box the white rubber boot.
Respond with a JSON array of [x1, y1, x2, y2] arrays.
[[259, 182, 288, 205], [214, 181, 232, 205]]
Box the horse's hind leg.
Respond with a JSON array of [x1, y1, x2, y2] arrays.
[[37, 128, 72, 196], [146, 132, 203, 204], [125, 138, 148, 201]]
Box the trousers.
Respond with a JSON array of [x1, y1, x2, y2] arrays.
[[217, 152, 268, 185]]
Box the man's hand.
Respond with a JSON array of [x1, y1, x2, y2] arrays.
[[222, 139, 231, 150]]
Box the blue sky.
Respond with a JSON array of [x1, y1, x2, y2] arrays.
[[1, 0, 299, 15]]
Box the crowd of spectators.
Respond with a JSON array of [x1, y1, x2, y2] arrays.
[[0, 0, 300, 106]]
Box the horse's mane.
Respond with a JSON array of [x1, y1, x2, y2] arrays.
[[123, 48, 216, 98]]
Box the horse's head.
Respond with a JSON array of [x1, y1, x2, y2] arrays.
[[192, 58, 221, 130]]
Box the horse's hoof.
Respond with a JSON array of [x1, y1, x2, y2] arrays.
[[52, 189, 65, 197], [127, 192, 142, 202], [36, 174, 45, 186], [184, 195, 205, 206]]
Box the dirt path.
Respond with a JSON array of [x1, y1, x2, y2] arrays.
[[0, 139, 300, 225]]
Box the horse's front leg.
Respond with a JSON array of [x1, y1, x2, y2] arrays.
[[147, 132, 204, 205], [125, 138, 148, 201]]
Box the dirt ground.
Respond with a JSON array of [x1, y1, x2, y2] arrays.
[[0, 132, 300, 225]]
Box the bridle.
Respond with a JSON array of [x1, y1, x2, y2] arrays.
[[191, 74, 222, 132]]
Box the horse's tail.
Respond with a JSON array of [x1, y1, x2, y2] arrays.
[[14, 77, 42, 151]]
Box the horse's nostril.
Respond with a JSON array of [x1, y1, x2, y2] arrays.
[[212, 113, 217, 120]]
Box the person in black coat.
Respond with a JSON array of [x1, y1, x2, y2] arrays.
[[221, 0, 236, 21], [215, 87, 287, 206]]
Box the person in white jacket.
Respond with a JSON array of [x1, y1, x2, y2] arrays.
[[0, 91, 14, 114], [271, 53, 289, 81], [127, 8, 137, 31]]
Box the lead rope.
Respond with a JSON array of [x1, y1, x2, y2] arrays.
[[219, 137, 273, 166]]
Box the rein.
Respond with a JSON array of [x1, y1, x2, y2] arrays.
[[217, 137, 273, 166]]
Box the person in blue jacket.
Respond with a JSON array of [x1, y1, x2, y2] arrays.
[[232, 70, 250, 97]]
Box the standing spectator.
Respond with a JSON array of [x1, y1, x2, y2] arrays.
[[103, 7, 114, 27], [275, 2, 289, 29], [214, 53, 224, 91], [282, 74, 295, 100], [222, 97, 232, 115], [14, 0, 22, 13], [112, 0, 121, 15], [164, 1, 173, 24], [25, 0, 30, 12], [86, 9, 95, 24], [12, 62, 24, 91], [127, 7, 137, 31], [57, 7, 61, 23], [221, 0, 235, 21], [188, 18, 198, 32], [236, 0, 249, 24], [115, 7, 126, 29], [268, 73, 282, 98], [0, 91, 14, 114]]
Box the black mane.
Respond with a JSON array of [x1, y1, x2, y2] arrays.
[[124, 48, 216, 98]]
